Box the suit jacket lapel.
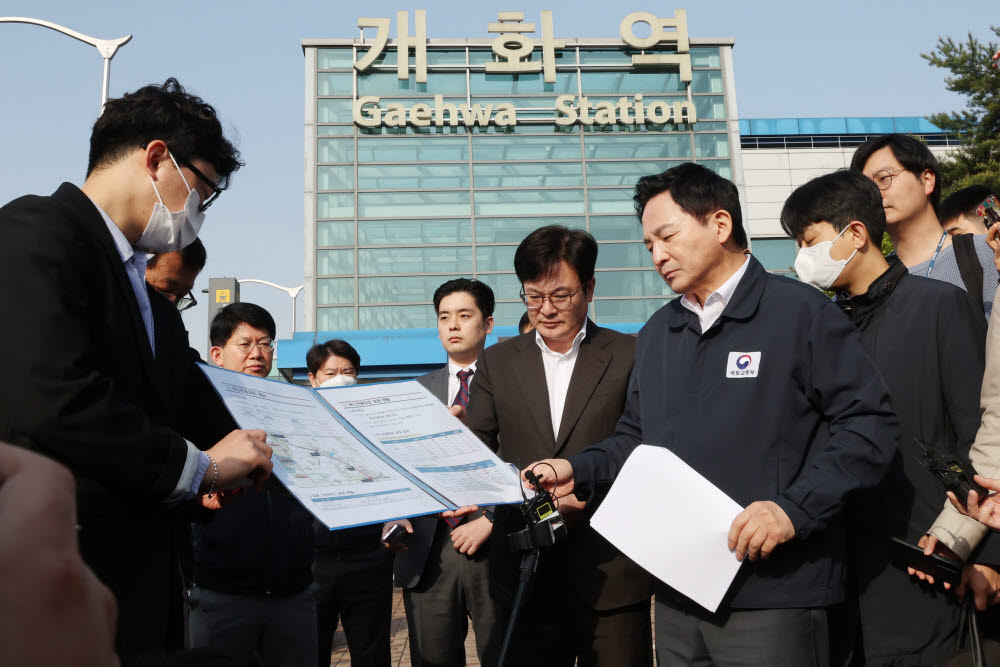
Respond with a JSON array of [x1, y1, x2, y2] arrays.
[[431, 367, 449, 404], [511, 336, 556, 453], [54, 184, 159, 391], [554, 324, 612, 452]]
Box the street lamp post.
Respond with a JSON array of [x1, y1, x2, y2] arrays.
[[238, 279, 305, 335], [0, 17, 132, 113]]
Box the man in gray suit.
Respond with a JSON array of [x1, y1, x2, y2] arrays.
[[383, 278, 503, 667]]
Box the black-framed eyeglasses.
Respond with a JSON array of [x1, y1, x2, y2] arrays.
[[141, 143, 224, 212], [156, 289, 198, 312], [871, 168, 907, 191], [177, 158, 223, 212], [519, 284, 585, 311]]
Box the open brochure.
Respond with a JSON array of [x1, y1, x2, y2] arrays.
[[199, 364, 523, 530]]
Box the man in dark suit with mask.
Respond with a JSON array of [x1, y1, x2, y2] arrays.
[[383, 278, 504, 667], [0, 78, 273, 664]]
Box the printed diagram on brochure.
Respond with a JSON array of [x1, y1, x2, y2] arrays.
[[269, 432, 391, 487]]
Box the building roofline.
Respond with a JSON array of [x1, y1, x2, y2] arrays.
[[301, 37, 734, 48]]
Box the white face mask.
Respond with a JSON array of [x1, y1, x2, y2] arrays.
[[793, 226, 858, 291], [136, 153, 206, 253], [319, 374, 357, 388]]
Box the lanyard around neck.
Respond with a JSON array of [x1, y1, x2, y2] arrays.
[[925, 231, 947, 278]]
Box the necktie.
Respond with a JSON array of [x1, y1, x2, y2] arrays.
[[444, 368, 475, 529], [452, 368, 474, 409]]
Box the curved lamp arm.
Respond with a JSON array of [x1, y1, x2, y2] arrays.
[[237, 279, 305, 335], [0, 17, 132, 113]]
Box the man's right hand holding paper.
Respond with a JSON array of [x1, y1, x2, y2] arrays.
[[201, 429, 274, 495]]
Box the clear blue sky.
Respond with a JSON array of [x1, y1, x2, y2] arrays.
[[1, 0, 996, 356]]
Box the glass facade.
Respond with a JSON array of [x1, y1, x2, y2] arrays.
[[306, 39, 757, 331]]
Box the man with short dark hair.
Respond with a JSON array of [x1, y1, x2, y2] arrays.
[[0, 78, 273, 662], [940, 185, 998, 237], [851, 134, 998, 317], [463, 228, 653, 667], [782, 170, 992, 665], [384, 278, 503, 667], [525, 164, 900, 666], [517, 311, 534, 334], [146, 238, 207, 311], [190, 302, 317, 667]]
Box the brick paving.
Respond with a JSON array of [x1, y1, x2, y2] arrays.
[[326, 588, 481, 667], [325, 589, 656, 667]]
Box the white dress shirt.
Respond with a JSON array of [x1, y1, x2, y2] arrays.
[[535, 320, 588, 439], [446, 359, 478, 406], [680, 256, 751, 334], [90, 197, 208, 503], [93, 201, 155, 353]]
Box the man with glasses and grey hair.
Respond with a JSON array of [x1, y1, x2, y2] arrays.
[[146, 237, 207, 312], [189, 302, 318, 667], [457, 225, 653, 667]]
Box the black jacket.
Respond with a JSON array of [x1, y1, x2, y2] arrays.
[[0, 183, 236, 659], [570, 256, 901, 609], [193, 484, 315, 597], [837, 257, 987, 666]]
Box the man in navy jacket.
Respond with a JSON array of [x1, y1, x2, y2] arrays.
[[526, 163, 901, 666]]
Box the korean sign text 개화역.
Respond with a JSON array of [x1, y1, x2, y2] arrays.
[[350, 9, 698, 129]]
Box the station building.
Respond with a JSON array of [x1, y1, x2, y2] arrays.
[[274, 12, 955, 381]]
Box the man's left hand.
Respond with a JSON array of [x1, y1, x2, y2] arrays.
[[451, 516, 493, 555], [957, 563, 1000, 611], [200, 487, 245, 511], [728, 501, 796, 561]]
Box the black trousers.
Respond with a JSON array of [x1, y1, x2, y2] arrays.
[[77, 513, 185, 666], [312, 549, 393, 667], [502, 554, 652, 667]]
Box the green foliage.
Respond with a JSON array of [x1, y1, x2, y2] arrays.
[[881, 233, 894, 257], [923, 29, 1000, 198]]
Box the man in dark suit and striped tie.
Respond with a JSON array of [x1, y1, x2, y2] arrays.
[[382, 278, 504, 667]]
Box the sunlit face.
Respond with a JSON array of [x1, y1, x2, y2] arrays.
[[152, 153, 219, 214], [795, 221, 859, 292], [145, 251, 198, 300], [308, 354, 358, 388], [861, 146, 935, 226], [436, 291, 493, 361], [943, 214, 985, 237], [522, 260, 593, 351], [641, 190, 728, 298], [210, 323, 274, 377]]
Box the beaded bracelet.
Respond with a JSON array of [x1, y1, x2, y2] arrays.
[[206, 455, 219, 498]]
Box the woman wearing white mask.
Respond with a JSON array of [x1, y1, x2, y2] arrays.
[[307, 340, 394, 667], [307, 339, 360, 389]]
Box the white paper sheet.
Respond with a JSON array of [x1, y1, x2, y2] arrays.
[[590, 444, 745, 612], [318, 381, 524, 508]]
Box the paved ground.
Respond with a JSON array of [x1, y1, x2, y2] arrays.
[[326, 589, 656, 666], [326, 588, 481, 667]]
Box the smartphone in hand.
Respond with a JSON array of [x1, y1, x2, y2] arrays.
[[976, 195, 1000, 238]]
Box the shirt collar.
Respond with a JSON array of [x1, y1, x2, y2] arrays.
[[448, 359, 477, 376], [534, 318, 588, 357], [680, 255, 751, 313], [88, 197, 134, 265]]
